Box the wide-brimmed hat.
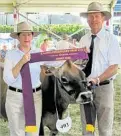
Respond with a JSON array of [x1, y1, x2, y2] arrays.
[[80, 2, 111, 20], [10, 21, 40, 39]]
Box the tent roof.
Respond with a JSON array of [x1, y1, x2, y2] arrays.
[[0, 0, 117, 13]]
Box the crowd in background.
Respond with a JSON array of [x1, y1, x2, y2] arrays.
[[0, 34, 79, 62], [113, 24, 121, 36], [0, 45, 8, 62], [0, 44, 17, 62], [0, 30, 120, 63]]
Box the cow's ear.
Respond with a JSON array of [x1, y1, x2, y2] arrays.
[[41, 65, 56, 76], [65, 60, 72, 68]]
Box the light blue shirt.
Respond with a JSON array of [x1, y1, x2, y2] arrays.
[[79, 28, 121, 78], [3, 48, 64, 89]]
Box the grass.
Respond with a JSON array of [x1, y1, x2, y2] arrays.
[[0, 72, 121, 136]]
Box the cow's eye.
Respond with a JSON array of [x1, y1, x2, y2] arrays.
[[82, 81, 87, 86], [61, 76, 69, 84]]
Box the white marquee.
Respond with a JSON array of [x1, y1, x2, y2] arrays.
[[0, 0, 117, 13]]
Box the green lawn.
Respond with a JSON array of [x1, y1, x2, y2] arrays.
[[0, 72, 121, 136]]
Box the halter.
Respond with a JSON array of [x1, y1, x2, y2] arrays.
[[44, 66, 96, 134]]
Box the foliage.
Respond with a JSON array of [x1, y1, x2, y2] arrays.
[[35, 33, 49, 48], [0, 24, 86, 44], [48, 24, 83, 35], [0, 25, 14, 33], [0, 24, 85, 35]]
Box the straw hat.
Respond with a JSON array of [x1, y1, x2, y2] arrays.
[[80, 2, 111, 20], [10, 21, 40, 39]]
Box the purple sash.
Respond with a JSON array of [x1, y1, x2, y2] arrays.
[[20, 48, 88, 132]]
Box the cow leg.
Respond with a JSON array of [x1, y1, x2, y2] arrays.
[[39, 117, 44, 136]]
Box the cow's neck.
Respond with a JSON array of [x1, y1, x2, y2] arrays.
[[56, 82, 70, 111]]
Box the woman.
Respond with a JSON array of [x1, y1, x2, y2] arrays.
[[3, 21, 42, 136]]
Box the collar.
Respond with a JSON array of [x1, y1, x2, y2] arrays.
[[88, 27, 105, 39], [96, 27, 105, 39], [16, 47, 24, 55], [16, 46, 33, 54]]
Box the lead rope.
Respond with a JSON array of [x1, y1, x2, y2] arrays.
[[85, 83, 96, 133], [54, 77, 70, 120], [54, 77, 59, 119]]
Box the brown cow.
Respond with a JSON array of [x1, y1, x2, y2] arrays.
[[39, 60, 92, 136], [0, 65, 7, 119]]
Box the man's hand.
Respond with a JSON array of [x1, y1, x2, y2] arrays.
[[83, 47, 90, 53], [88, 77, 100, 86]]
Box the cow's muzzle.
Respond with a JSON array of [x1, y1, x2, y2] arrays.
[[76, 91, 93, 104]]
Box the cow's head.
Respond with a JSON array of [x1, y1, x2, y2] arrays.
[[41, 60, 93, 104]]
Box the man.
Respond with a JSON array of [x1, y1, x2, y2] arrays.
[[56, 34, 76, 50], [79, 2, 121, 136], [0, 45, 7, 62]]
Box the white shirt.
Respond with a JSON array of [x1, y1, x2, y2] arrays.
[[79, 28, 121, 78], [3, 48, 64, 89], [56, 40, 76, 50]]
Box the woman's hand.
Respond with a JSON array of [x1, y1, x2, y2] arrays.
[[21, 52, 31, 65], [12, 52, 31, 78]]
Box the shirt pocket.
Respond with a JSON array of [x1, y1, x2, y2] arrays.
[[99, 41, 109, 63]]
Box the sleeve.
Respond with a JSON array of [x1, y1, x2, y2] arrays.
[[55, 43, 59, 50], [56, 41, 61, 50], [69, 43, 77, 48], [3, 52, 18, 85], [108, 35, 121, 65], [79, 37, 86, 48]]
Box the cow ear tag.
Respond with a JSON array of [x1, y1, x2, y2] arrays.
[[56, 111, 72, 133]]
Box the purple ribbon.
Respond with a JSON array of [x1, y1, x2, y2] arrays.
[[30, 48, 88, 63], [21, 63, 36, 127], [20, 48, 88, 130]]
